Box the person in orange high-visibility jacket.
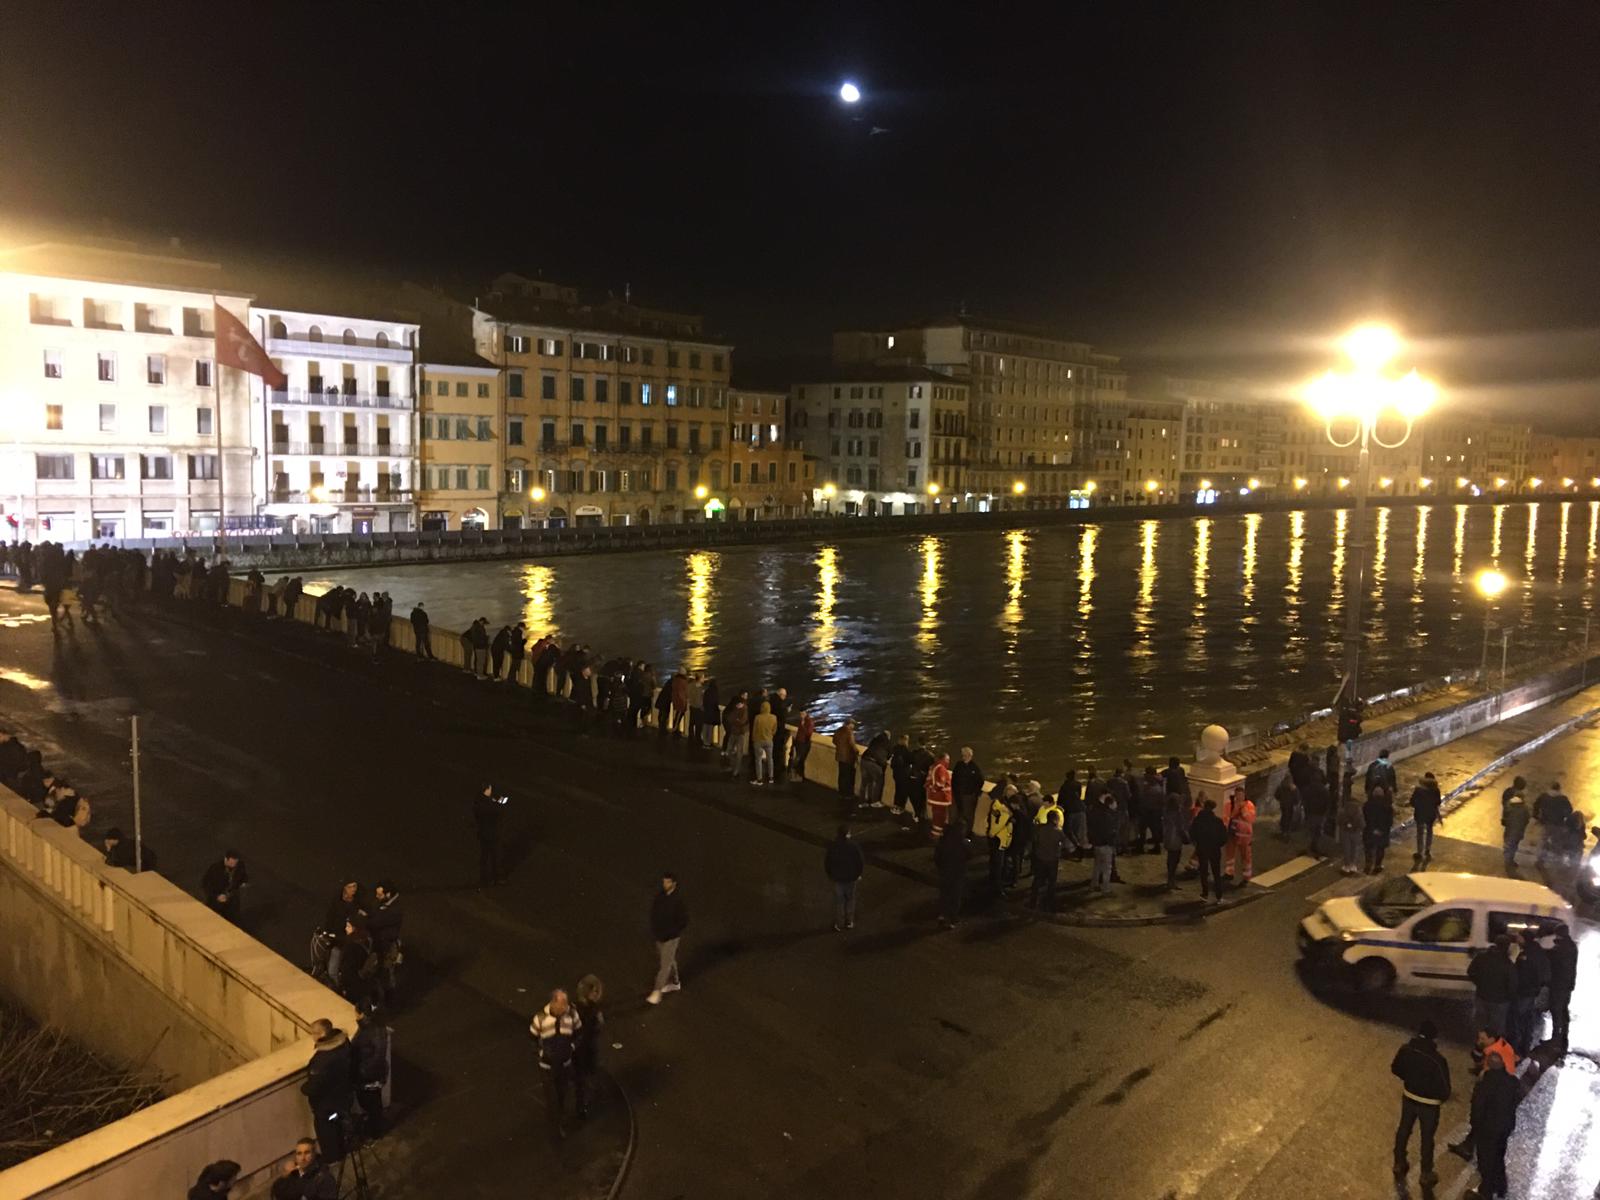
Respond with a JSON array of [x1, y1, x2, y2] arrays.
[[926, 753, 954, 836], [1223, 786, 1256, 884]]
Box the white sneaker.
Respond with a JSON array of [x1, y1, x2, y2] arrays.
[[661, 981, 681, 994], [646, 990, 662, 1005]]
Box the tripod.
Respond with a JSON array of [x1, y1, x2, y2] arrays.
[[335, 1113, 377, 1200]]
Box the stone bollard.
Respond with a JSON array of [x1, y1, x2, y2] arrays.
[[1186, 723, 1244, 812]]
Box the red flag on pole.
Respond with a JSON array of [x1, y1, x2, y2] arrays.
[[213, 301, 286, 389]]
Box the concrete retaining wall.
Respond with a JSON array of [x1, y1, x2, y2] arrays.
[[0, 788, 355, 1200]]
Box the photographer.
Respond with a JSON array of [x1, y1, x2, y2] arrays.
[[474, 784, 508, 886]]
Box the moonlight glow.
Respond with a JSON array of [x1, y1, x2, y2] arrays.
[[839, 81, 861, 104]]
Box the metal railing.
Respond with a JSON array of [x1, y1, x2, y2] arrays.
[[268, 388, 411, 411], [271, 442, 403, 457]]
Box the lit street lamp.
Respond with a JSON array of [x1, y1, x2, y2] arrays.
[[1304, 323, 1436, 709], [821, 481, 837, 515], [529, 485, 546, 503], [694, 484, 709, 500]]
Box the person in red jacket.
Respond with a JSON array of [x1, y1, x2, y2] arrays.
[[1223, 786, 1256, 885], [926, 753, 953, 836]]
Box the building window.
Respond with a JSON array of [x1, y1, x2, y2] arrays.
[[666, 425, 679, 449], [456, 418, 471, 439], [666, 385, 678, 406], [689, 352, 702, 370], [197, 407, 214, 435], [665, 468, 678, 490], [435, 418, 452, 440], [733, 462, 743, 484], [572, 377, 586, 403], [538, 337, 562, 356], [618, 424, 631, 449], [476, 466, 491, 490], [141, 454, 172, 480], [43, 349, 63, 379], [97, 353, 116, 382], [45, 404, 63, 430], [146, 355, 166, 385], [455, 381, 468, 398], [35, 453, 74, 480], [508, 371, 526, 399], [712, 354, 724, 372], [667, 350, 680, 369], [595, 424, 608, 451], [688, 427, 701, 452], [456, 468, 469, 490], [640, 426, 653, 450], [477, 417, 492, 440], [508, 418, 524, 446], [91, 454, 126, 480], [195, 358, 214, 387], [541, 374, 557, 400], [98, 403, 116, 431], [571, 422, 585, 446], [508, 335, 529, 354], [618, 380, 633, 405], [148, 405, 167, 434], [477, 382, 490, 398], [640, 383, 653, 405], [189, 454, 219, 480], [595, 378, 609, 404], [642, 348, 655, 366]]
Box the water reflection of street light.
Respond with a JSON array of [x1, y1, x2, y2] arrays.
[[1475, 568, 1509, 685], [1303, 322, 1435, 709]]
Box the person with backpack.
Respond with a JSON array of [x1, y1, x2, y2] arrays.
[[530, 988, 584, 1139], [1365, 748, 1398, 797]]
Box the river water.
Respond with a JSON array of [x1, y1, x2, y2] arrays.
[[288, 501, 1598, 780]]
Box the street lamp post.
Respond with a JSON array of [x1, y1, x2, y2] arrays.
[[1305, 324, 1436, 709]]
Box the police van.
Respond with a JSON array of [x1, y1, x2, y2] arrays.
[[1298, 872, 1574, 994]]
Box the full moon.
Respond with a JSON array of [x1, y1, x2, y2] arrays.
[[839, 81, 861, 104]]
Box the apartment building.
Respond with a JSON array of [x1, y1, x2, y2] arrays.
[[1530, 433, 1600, 489], [0, 240, 252, 540], [417, 353, 502, 530], [1119, 398, 1186, 502], [472, 274, 734, 526], [789, 368, 969, 514], [725, 388, 812, 519], [834, 317, 1122, 507], [257, 306, 419, 534]]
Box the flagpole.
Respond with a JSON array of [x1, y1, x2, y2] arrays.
[[215, 357, 226, 558]]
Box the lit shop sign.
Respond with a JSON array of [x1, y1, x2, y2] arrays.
[[1194, 488, 1219, 505]]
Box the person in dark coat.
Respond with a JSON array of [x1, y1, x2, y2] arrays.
[[1508, 933, 1548, 1055], [1162, 756, 1189, 798], [1468, 1051, 1522, 1199], [271, 1137, 337, 1200], [952, 747, 985, 827], [1548, 924, 1579, 1053], [1288, 743, 1313, 789], [350, 1008, 390, 1136], [1190, 799, 1229, 903], [1029, 810, 1065, 912], [1363, 786, 1395, 874], [1364, 748, 1398, 798], [889, 734, 914, 816], [490, 625, 511, 679], [301, 1019, 353, 1161], [473, 784, 507, 886], [1391, 1019, 1451, 1185], [1087, 794, 1120, 893], [770, 687, 790, 782], [187, 1159, 240, 1199], [102, 827, 156, 872], [574, 973, 606, 1107], [1301, 768, 1331, 857], [1410, 772, 1444, 864], [507, 624, 527, 682], [1469, 935, 1518, 1039], [200, 851, 249, 924], [824, 825, 866, 930], [934, 817, 970, 929]]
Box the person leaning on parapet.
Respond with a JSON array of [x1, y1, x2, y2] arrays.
[[102, 827, 157, 873], [409, 601, 433, 659]]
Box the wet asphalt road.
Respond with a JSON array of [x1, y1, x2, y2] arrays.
[[0, 590, 1596, 1200]]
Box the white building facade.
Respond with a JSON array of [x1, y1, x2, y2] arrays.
[[0, 243, 253, 541], [257, 308, 420, 534]]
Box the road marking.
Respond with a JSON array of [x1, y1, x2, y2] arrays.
[[1249, 855, 1324, 889], [1307, 874, 1372, 904]]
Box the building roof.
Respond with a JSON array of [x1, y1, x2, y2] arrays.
[[0, 239, 251, 299], [476, 279, 732, 347], [1412, 872, 1571, 910], [423, 350, 499, 371]]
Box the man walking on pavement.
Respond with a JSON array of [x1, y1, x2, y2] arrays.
[[824, 825, 865, 931], [647, 873, 688, 1005], [473, 783, 507, 886], [1391, 1018, 1451, 1186], [1190, 799, 1229, 903], [1411, 772, 1444, 864]]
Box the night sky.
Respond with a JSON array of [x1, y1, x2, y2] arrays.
[[3, 3, 1598, 423]]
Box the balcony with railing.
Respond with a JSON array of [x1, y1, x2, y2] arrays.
[[271, 441, 405, 458], [268, 387, 412, 411], [267, 484, 413, 505]]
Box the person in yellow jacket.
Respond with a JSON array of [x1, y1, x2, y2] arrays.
[[987, 791, 1015, 893], [751, 702, 779, 786], [1223, 786, 1257, 884], [1035, 794, 1064, 828]]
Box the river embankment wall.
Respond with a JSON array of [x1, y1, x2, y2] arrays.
[[0, 787, 356, 1200]]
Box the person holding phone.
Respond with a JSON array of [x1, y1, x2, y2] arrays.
[[473, 783, 508, 886]]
